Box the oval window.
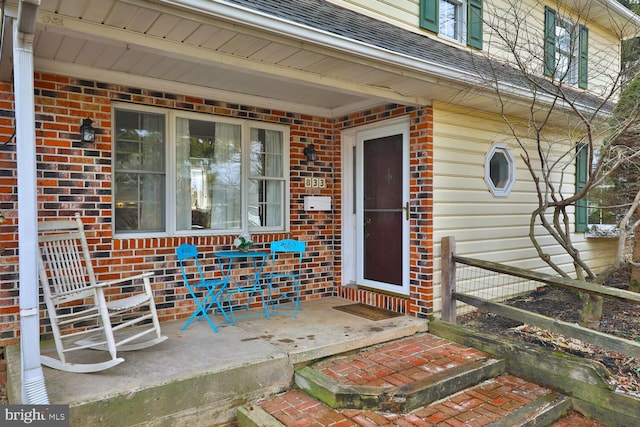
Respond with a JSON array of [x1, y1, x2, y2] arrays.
[[485, 143, 515, 197]]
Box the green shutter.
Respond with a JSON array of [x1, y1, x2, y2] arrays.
[[467, 0, 483, 49], [578, 25, 589, 89], [420, 0, 438, 33], [544, 6, 556, 78], [575, 143, 588, 232]]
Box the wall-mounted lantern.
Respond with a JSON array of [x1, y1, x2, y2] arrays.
[[303, 143, 317, 163], [80, 118, 96, 143]]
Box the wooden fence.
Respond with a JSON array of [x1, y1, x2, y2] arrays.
[[440, 236, 640, 359]]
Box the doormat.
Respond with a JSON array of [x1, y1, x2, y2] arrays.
[[333, 303, 403, 321]]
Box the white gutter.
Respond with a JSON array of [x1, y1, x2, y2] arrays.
[[13, 0, 49, 404]]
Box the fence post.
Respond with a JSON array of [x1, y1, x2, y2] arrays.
[[441, 236, 456, 323]]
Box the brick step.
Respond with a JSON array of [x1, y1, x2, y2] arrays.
[[237, 374, 571, 426], [488, 390, 572, 427], [296, 332, 504, 412], [295, 355, 505, 413]]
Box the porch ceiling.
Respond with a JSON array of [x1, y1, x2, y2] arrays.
[[0, 0, 478, 118], [4, 0, 631, 119]]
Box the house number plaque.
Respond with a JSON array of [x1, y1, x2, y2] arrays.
[[304, 177, 326, 188]]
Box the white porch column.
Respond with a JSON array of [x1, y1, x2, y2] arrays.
[[12, 0, 49, 404]]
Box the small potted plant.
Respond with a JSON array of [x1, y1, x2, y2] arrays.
[[234, 233, 253, 252]]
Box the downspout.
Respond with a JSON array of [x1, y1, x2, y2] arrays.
[[13, 0, 48, 404]]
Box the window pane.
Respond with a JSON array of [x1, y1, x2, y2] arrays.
[[555, 20, 577, 83], [489, 152, 508, 188], [556, 26, 570, 52], [115, 110, 164, 171], [248, 179, 283, 227], [175, 117, 242, 231], [114, 110, 165, 233], [249, 127, 285, 228], [440, 0, 460, 40], [115, 173, 164, 232], [250, 128, 283, 177]]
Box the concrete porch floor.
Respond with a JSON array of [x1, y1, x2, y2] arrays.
[[8, 297, 428, 426]]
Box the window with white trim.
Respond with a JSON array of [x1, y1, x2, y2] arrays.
[[419, 0, 483, 49], [114, 105, 289, 235], [544, 7, 588, 89], [484, 143, 515, 197], [576, 146, 618, 237]]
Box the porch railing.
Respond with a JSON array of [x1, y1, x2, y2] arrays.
[[440, 236, 640, 359]]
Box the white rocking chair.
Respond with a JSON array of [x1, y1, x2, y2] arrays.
[[37, 213, 167, 373]]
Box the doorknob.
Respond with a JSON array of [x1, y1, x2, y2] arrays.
[[402, 201, 409, 220]]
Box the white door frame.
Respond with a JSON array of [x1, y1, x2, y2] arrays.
[[341, 118, 410, 295]]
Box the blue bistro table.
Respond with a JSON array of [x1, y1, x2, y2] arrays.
[[214, 250, 270, 323]]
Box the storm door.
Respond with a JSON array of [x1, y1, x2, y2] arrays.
[[356, 124, 409, 294]]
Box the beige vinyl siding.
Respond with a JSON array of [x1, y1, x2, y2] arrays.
[[327, 0, 420, 33], [431, 102, 616, 314], [584, 21, 622, 96]]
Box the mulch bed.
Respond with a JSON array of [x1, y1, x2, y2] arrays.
[[458, 282, 640, 397]]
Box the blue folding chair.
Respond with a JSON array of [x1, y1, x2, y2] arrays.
[[176, 244, 229, 332], [264, 239, 305, 317]]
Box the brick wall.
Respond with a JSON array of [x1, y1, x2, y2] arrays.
[[409, 107, 435, 319], [0, 74, 434, 346]]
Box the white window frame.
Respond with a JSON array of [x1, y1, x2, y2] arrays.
[[585, 183, 618, 238], [484, 143, 515, 197], [112, 103, 290, 238], [585, 150, 618, 238], [555, 17, 578, 85], [439, 0, 467, 44]]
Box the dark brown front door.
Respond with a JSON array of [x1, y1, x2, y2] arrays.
[[362, 134, 404, 287]]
